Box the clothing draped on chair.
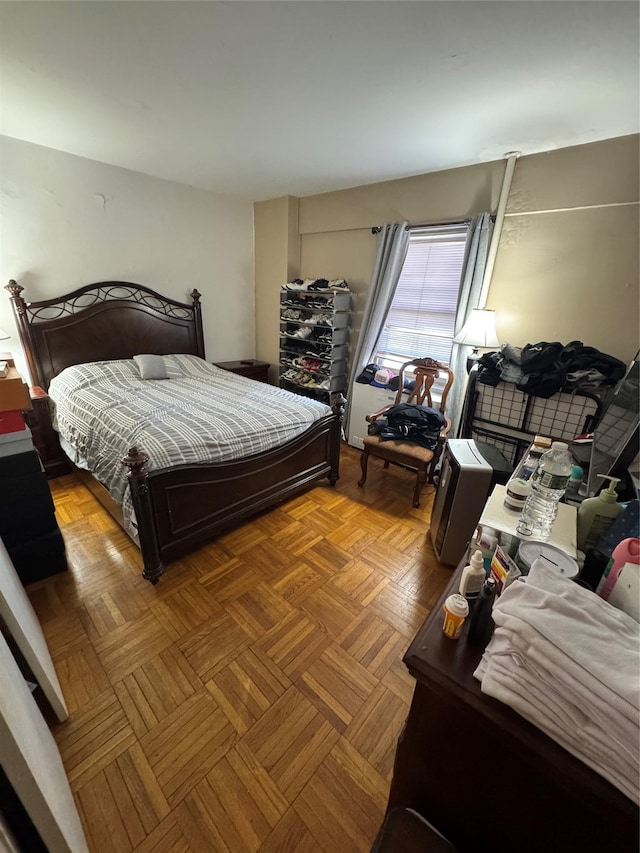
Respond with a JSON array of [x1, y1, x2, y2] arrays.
[[448, 212, 491, 437], [343, 222, 409, 438], [357, 358, 454, 508]]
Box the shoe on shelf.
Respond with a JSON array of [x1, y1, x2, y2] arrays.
[[290, 327, 312, 340]]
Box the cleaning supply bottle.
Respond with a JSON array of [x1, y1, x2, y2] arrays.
[[577, 475, 622, 552], [598, 537, 640, 600], [458, 550, 486, 600]]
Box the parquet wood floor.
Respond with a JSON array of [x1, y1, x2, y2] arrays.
[[28, 444, 453, 853]]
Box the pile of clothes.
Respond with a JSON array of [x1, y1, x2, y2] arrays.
[[367, 403, 446, 450], [477, 341, 626, 398], [475, 561, 640, 803]]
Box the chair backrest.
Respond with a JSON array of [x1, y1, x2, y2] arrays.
[[394, 358, 454, 414]]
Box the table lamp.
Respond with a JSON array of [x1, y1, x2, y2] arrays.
[[452, 309, 499, 372]]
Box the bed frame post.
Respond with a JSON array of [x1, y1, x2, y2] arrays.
[[329, 393, 346, 485], [190, 289, 205, 359], [122, 447, 164, 585], [5, 280, 43, 387]]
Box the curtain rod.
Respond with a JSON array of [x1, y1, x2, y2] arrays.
[[371, 215, 494, 235]]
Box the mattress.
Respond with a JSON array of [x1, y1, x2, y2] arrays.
[[49, 354, 331, 534]]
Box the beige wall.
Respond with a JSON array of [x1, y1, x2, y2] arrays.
[[254, 196, 300, 381], [255, 135, 639, 378], [1, 136, 255, 381]]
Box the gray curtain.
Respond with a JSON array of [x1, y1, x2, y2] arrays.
[[344, 222, 409, 437], [449, 212, 492, 436]]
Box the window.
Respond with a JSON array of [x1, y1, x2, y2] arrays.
[[372, 223, 469, 372]]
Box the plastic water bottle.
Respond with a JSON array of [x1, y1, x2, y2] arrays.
[[516, 441, 573, 540]]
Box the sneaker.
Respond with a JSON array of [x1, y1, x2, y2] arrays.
[[291, 327, 312, 340], [282, 308, 303, 321], [308, 313, 333, 327]]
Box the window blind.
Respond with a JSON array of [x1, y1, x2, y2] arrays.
[[373, 223, 469, 372]]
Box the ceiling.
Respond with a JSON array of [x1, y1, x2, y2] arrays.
[[1, 1, 638, 201]]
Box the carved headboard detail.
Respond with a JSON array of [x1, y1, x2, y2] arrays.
[[5, 280, 205, 389]]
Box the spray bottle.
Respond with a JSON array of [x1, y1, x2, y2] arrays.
[[577, 475, 622, 553]]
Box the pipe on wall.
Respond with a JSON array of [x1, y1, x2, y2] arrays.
[[478, 150, 521, 308]]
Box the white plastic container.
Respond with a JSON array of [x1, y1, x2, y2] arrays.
[[503, 477, 531, 512], [459, 550, 486, 600], [517, 541, 579, 579]]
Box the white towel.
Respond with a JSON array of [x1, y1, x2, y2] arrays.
[[478, 629, 639, 802], [475, 561, 640, 803]]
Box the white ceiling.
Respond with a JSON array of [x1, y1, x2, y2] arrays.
[[1, 1, 638, 201]]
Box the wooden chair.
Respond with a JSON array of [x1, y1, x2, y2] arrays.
[[357, 357, 454, 507]]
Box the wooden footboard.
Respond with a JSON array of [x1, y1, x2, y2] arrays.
[[123, 412, 341, 584]]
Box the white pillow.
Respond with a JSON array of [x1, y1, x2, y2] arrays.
[[133, 354, 168, 380]]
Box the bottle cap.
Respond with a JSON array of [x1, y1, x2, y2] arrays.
[[551, 441, 568, 451], [506, 478, 531, 497], [570, 465, 583, 479], [481, 577, 497, 596], [469, 550, 484, 570], [444, 594, 469, 618]]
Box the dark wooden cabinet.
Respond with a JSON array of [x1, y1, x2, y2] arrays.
[[0, 448, 67, 584], [23, 388, 69, 478], [387, 563, 638, 853], [212, 359, 270, 383]]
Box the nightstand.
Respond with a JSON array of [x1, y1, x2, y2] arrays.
[[212, 359, 270, 383], [23, 387, 70, 479]]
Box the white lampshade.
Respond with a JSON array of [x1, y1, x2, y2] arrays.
[[452, 309, 499, 349]]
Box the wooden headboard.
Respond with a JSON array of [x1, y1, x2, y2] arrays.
[[5, 280, 205, 389]]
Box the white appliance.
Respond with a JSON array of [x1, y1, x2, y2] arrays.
[[430, 439, 493, 566], [347, 383, 398, 449]]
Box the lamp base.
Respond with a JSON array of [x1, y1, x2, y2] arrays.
[[466, 348, 480, 374]]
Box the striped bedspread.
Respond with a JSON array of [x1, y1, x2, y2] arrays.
[[49, 354, 331, 534]]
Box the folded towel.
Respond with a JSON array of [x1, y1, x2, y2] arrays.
[[475, 562, 640, 803], [478, 638, 639, 802], [493, 563, 639, 720]]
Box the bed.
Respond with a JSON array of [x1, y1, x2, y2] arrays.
[[6, 280, 342, 584]]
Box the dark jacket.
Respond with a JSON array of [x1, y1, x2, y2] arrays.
[[369, 403, 446, 450]]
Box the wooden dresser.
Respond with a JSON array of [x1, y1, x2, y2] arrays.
[[0, 436, 67, 584], [386, 561, 638, 852]]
